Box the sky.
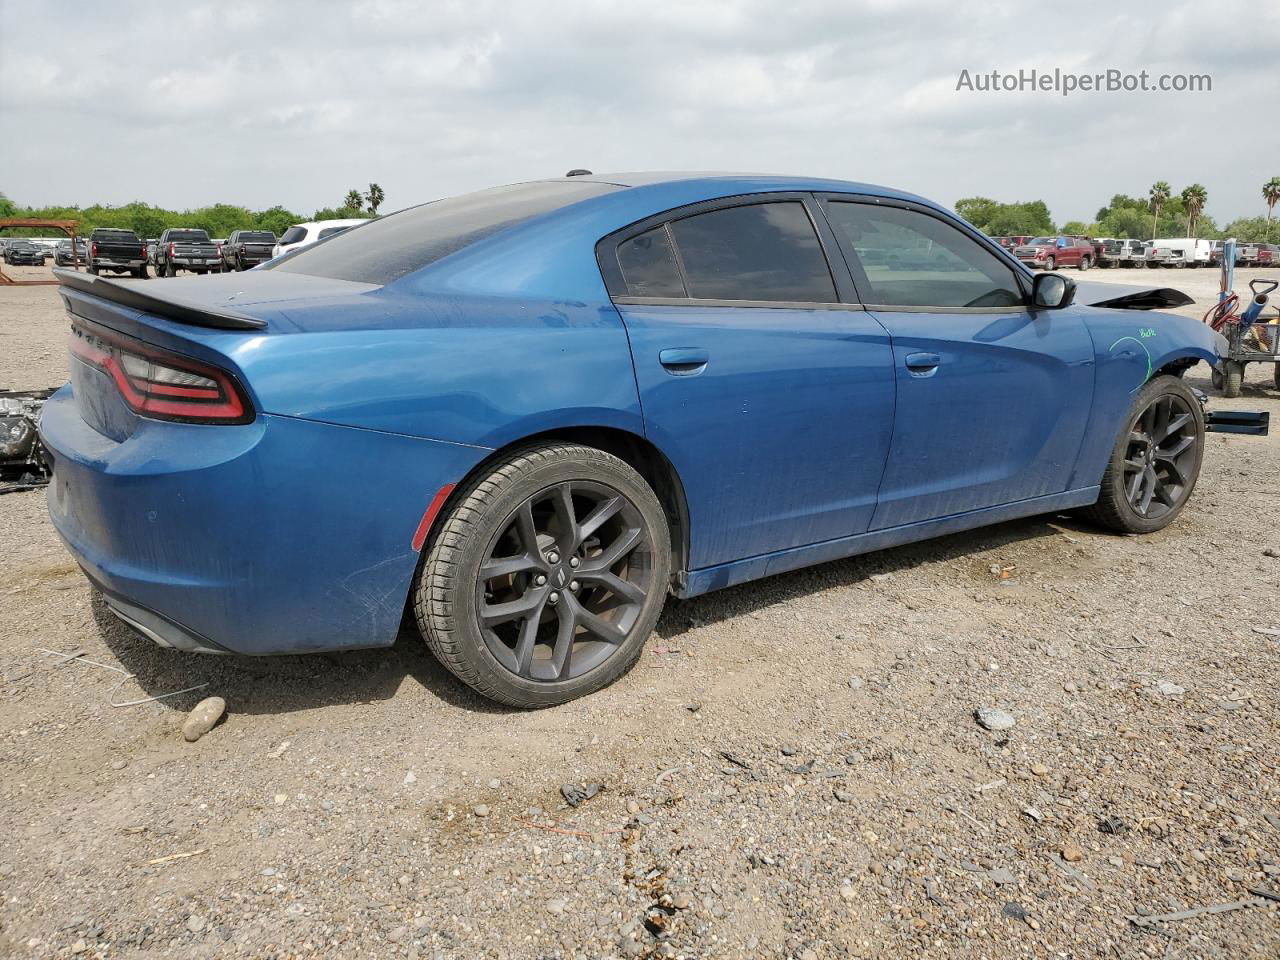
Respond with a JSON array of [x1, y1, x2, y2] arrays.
[[2, 0, 1277, 226]]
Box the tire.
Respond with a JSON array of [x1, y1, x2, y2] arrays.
[[1211, 367, 1224, 392], [1044, 256, 1056, 271], [415, 442, 672, 708], [87, 265, 98, 276], [1222, 360, 1244, 399], [1273, 364, 1280, 391], [133, 265, 148, 279], [1079, 256, 1091, 271], [164, 261, 177, 278], [1080, 375, 1204, 534]]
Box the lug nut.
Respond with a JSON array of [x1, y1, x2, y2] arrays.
[[569, 557, 579, 568], [548, 591, 560, 604], [548, 552, 560, 564], [535, 575, 547, 586], [570, 580, 579, 591]]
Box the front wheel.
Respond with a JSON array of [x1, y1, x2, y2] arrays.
[[415, 443, 671, 708], [1081, 375, 1204, 534]]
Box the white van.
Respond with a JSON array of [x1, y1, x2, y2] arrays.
[[271, 218, 369, 259], [1147, 237, 1212, 268]]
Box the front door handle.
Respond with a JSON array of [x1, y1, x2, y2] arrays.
[[904, 352, 941, 377], [659, 348, 709, 376]]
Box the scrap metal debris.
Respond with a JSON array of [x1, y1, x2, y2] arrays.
[[0, 388, 54, 493], [1127, 892, 1277, 927]]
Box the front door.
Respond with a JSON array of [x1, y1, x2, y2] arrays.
[[603, 197, 896, 569], [819, 198, 1095, 530]]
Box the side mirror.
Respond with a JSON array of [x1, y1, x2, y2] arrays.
[[1032, 272, 1076, 309]]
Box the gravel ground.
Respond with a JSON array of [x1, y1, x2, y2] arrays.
[[2, 264, 1279, 959]]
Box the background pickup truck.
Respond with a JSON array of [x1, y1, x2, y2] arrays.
[[154, 228, 221, 277], [86, 228, 148, 277], [220, 230, 278, 271], [1012, 235, 1094, 270], [1095, 238, 1149, 268]]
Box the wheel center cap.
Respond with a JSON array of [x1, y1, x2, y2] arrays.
[[552, 567, 568, 588]]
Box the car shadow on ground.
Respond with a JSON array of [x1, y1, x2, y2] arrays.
[[93, 510, 1103, 716]]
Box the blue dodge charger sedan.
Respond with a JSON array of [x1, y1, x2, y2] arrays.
[[40, 173, 1221, 707]]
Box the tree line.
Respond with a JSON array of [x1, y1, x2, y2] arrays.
[[0, 183, 387, 239], [5, 177, 1280, 242], [961, 177, 1280, 241]]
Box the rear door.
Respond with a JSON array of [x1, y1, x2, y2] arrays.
[[601, 195, 896, 570], [817, 197, 1095, 529]]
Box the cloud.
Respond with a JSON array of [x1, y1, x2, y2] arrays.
[[1, 0, 1276, 224]]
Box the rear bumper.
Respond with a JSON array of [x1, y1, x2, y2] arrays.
[[39, 385, 487, 655]]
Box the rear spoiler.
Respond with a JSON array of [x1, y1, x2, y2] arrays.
[[53, 268, 267, 330]]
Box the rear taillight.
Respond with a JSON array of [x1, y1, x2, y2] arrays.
[[68, 319, 252, 424], [169, 242, 176, 257], [91, 242, 98, 256]]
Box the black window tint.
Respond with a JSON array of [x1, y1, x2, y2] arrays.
[[241, 231, 275, 243], [317, 226, 353, 239], [167, 230, 210, 242], [271, 180, 622, 284], [616, 226, 685, 297], [824, 202, 1023, 308], [279, 226, 306, 244], [668, 202, 836, 302]]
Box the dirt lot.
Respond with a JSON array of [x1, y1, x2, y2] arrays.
[[2, 264, 1278, 959]]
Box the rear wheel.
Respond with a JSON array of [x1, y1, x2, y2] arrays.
[[164, 261, 176, 278], [1081, 376, 1204, 534], [1044, 256, 1056, 271], [1079, 256, 1091, 271], [415, 443, 671, 708]]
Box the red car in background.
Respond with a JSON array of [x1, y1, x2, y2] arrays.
[[1013, 235, 1095, 270]]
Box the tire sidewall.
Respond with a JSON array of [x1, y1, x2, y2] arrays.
[[423, 448, 671, 708], [1101, 376, 1205, 533]]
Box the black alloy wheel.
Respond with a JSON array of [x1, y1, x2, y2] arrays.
[[1121, 393, 1197, 520], [416, 442, 671, 707], [476, 480, 655, 682], [1082, 375, 1204, 534]]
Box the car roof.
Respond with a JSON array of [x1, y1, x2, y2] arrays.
[[540, 170, 932, 204]]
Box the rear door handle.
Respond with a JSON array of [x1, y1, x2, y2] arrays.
[[904, 351, 942, 376], [659, 348, 709, 376]]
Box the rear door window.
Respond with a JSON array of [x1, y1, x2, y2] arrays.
[[823, 201, 1024, 309], [666, 201, 836, 303], [616, 226, 686, 297], [279, 226, 307, 245]]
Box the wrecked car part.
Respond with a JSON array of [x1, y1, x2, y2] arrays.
[[0, 388, 55, 493], [1076, 283, 1196, 311]]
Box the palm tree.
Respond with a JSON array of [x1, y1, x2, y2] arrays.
[[343, 189, 364, 212], [366, 183, 385, 216], [1149, 181, 1171, 239], [1264, 177, 1280, 240], [1181, 184, 1207, 236]]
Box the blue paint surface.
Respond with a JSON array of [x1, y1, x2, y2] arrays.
[[40, 173, 1222, 655]]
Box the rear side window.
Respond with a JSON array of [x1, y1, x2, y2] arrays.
[[317, 226, 352, 240], [271, 180, 622, 284], [616, 226, 685, 297], [824, 202, 1023, 309], [279, 226, 306, 245], [667, 202, 836, 302]]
